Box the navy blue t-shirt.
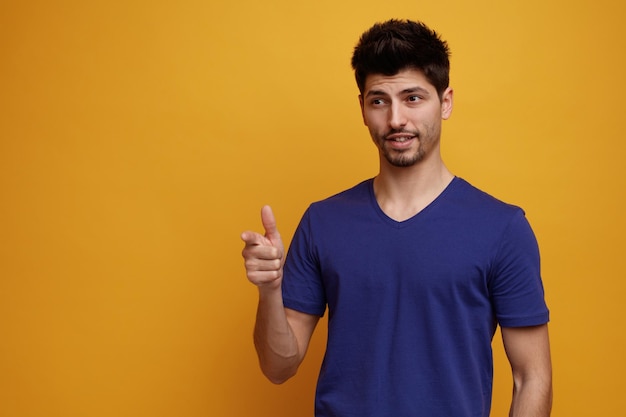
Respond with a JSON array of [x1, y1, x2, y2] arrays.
[[282, 177, 549, 417]]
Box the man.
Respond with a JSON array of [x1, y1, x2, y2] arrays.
[[241, 19, 552, 417]]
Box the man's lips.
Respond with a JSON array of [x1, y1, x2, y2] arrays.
[[385, 133, 417, 143]]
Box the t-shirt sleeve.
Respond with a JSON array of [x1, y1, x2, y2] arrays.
[[490, 209, 550, 327], [282, 207, 327, 317]]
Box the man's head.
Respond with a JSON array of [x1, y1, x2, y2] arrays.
[[351, 19, 450, 99]]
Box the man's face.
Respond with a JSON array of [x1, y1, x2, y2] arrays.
[[359, 69, 453, 168]]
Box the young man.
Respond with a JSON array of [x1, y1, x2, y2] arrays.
[[241, 19, 552, 417]]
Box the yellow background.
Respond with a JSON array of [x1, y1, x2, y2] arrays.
[[1, 0, 624, 416]]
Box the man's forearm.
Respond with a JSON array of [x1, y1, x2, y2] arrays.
[[509, 377, 553, 417], [253, 287, 301, 384]]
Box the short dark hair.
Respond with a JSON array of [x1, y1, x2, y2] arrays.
[[351, 19, 450, 98]]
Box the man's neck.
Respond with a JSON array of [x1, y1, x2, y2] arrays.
[[373, 159, 454, 222]]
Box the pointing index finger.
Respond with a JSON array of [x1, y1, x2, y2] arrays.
[[240, 231, 267, 246]]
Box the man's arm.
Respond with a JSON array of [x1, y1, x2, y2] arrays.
[[501, 324, 552, 417], [242, 206, 319, 384], [254, 299, 319, 383]]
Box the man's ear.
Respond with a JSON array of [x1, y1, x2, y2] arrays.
[[359, 94, 367, 125], [441, 87, 453, 120]]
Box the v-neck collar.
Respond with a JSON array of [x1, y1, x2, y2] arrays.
[[367, 176, 459, 228]]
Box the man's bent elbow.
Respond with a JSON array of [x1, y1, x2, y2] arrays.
[[261, 364, 298, 385]]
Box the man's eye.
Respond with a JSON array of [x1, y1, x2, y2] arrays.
[[408, 96, 421, 102], [372, 99, 385, 105]]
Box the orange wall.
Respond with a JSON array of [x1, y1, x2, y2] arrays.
[[1, 1, 625, 416]]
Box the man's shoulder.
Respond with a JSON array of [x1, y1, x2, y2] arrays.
[[451, 177, 523, 213], [441, 177, 530, 232], [311, 179, 373, 208], [296, 179, 375, 226]]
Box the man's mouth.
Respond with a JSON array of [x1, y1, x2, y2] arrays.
[[385, 133, 416, 143]]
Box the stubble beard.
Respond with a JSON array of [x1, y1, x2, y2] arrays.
[[382, 143, 425, 167], [376, 124, 440, 168], [376, 129, 425, 168]]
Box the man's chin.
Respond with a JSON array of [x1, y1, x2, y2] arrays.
[[383, 150, 424, 168]]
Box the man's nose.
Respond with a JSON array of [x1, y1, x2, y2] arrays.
[[388, 102, 407, 129]]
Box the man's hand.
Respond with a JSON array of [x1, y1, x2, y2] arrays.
[[241, 205, 285, 290]]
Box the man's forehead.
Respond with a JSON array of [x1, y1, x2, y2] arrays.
[[363, 69, 435, 95]]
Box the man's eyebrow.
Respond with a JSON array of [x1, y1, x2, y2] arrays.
[[364, 86, 430, 97], [364, 89, 388, 98], [402, 86, 430, 96]]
